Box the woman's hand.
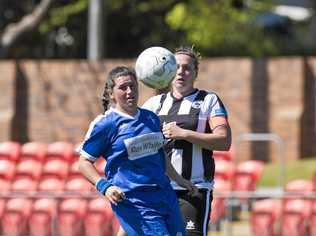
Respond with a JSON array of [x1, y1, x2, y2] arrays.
[[175, 176, 199, 196], [162, 122, 186, 140], [105, 186, 126, 205]]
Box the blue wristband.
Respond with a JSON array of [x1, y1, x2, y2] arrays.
[[95, 178, 113, 195]]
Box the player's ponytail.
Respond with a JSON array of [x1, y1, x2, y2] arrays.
[[101, 83, 110, 112]]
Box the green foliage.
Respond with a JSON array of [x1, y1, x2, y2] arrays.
[[166, 0, 281, 57], [2, 0, 315, 58], [39, 0, 89, 34]]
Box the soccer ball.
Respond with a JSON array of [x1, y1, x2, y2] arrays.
[[135, 46, 177, 89]]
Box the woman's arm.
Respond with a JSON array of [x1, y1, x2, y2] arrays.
[[164, 151, 198, 196], [78, 156, 125, 204], [78, 156, 101, 185], [162, 116, 231, 151]]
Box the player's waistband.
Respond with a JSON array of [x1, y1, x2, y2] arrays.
[[170, 180, 214, 190]]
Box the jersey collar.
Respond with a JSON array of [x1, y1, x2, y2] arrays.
[[109, 107, 140, 119], [170, 88, 198, 101]]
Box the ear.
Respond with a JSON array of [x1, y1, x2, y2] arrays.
[[109, 92, 114, 100], [193, 70, 197, 79]]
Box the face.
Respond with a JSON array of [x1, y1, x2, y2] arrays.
[[110, 75, 139, 115], [172, 53, 196, 93]]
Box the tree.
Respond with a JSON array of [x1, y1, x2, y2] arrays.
[[0, 0, 54, 58], [1, 0, 315, 58]]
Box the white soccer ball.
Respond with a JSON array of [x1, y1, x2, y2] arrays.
[[135, 46, 177, 89]]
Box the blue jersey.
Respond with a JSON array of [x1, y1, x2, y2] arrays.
[[79, 107, 171, 192]]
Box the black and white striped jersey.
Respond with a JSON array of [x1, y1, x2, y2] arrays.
[[142, 89, 228, 190]]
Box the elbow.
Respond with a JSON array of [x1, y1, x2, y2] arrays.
[[222, 141, 231, 151], [78, 156, 89, 174], [222, 129, 232, 151], [78, 160, 85, 174], [217, 135, 232, 151]]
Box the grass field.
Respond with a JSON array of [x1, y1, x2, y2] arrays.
[[258, 156, 316, 187]]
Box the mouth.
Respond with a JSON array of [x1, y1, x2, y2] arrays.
[[127, 97, 136, 102], [175, 77, 185, 83]]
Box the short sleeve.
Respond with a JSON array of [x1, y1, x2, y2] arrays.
[[208, 94, 228, 118], [142, 94, 163, 113], [79, 116, 110, 162]]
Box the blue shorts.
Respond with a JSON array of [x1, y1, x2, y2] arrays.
[[112, 185, 185, 236]]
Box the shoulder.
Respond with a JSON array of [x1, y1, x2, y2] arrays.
[[197, 90, 228, 116], [142, 93, 167, 111], [139, 107, 158, 118], [139, 107, 160, 122], [88, 111, 116, 133], [198, 90, 224, 103]]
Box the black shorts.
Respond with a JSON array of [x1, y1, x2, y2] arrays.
[[176, 188, 213, 236]]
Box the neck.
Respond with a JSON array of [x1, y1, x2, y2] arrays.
[[115, 106, 138, 117], [172, 87, 196, 99]]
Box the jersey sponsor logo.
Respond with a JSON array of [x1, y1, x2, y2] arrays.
[[186, 220, 196, 230], [124, 132, 164, 160], [191, 101, 203, 109]]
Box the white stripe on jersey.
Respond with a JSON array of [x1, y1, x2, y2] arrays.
[[178, 92, 198, 115], [171, 148, 183, 174], [143, 90, 227, 190], [158, 93, 173, 116]]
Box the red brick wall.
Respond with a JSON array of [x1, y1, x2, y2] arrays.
[[0, 58, 315, 162], [0, 61, 15, 141]]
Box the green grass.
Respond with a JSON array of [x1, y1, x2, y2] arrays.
[[258, 157, 316, 187]]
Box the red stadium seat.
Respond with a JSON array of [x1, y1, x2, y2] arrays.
[[2, 198, 32, 236], [232, 160, 265, 192], [57, 198, 88, 236], [310, 201, 316, 236], [210, 178, 231, 230], [0, 199, 4, 234], [0, 159, 16, 180], [46, 141, 74, 162], [214, 159, 235, 182], [281, 199, 312, 236], [65, 176, 93, 193], [71, 142, 82, 163], [213, 144, 235, 161], [0, 141, 21, 162], [21, 142, 47, 162], [250, 199, 282, 236], [281, 179, 314, 236], [68, 160, 81, 179], [41, 159, 69, 180], [285, 179, 313, 193], [15, 159, 42, 180], [0, 178, 11, 192], [313, 171, 316, 191], [38, 176, 65, 192], [0, 198, 5, 220], [11, 176, 38, 192], [29, 198, 57, 236], [284, 179, 314, 209], [84, 198, 118, 236]]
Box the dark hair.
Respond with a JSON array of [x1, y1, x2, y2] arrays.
[[174, 45, 201, 77], [102, 66, 137, 112]]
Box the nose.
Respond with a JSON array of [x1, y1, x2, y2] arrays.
[[126, 86, 133, 94], [177, 65, 184, 75]]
